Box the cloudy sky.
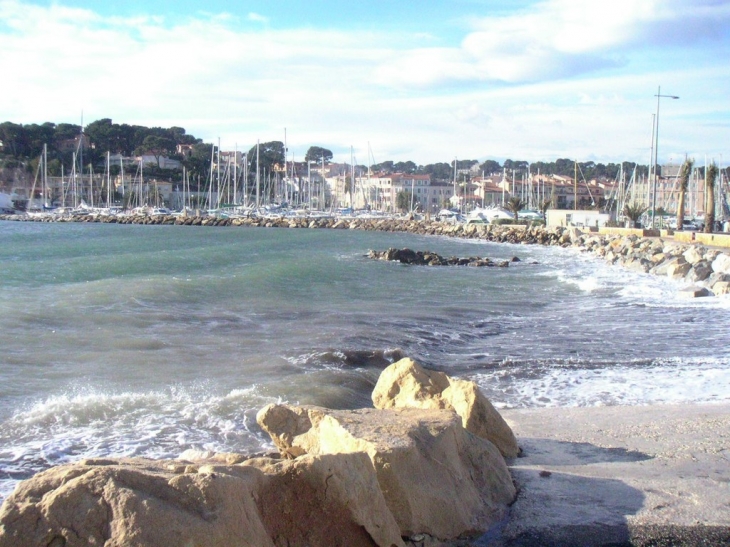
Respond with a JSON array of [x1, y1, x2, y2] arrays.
[[1, 0, 729, 166]]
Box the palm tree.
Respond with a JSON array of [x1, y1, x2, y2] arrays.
[[623, 202, 648, 228], [705, 162, 718, 233], [506, 197, 524, 222], [676, 158, 694, 231]]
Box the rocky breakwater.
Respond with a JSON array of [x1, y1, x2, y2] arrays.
[[368, 247, 522, 267], [563, 228, 730, 297], [0, 358, 517, 547]]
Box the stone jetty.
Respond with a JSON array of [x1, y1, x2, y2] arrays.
[[2, 212, 730, 295], [0, 358, 516, 547]]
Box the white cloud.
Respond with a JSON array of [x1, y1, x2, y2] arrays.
[[247, 12, 269, 24], [377, 0, 730, 85], [0, 0, 727, 165]]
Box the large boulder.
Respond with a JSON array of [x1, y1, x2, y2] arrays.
[[0, 457, 272, 547], [712, 281, 730, 295], [682, 246, 705, 265], [256, 404, 516, 539], [687, 260, 713, 283], [712, 253, 730, 275], [371, 358, 519, 458], [242, 453, 404, 547], [0, 453, 405, 547], [666, 260, 692, 279], [651, 255, 682, 276]]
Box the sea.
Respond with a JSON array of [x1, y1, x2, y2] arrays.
[[1, 220, 729, 501]]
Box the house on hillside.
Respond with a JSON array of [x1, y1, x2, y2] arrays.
[[135, 155, 182, 169]]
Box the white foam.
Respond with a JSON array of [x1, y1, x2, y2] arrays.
[[475, 357, 730, 409], [0, 386, 279, 503]]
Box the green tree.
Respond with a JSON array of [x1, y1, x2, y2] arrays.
[[304, 146, 333, 164], [0, 122, 28, 157], [503, 159, 529, 172], [24, 123, 56, 158], [393, 161, 417, 173], [396, 190, 413, 212], [422, 162, 452, 182], [623, 202, 648, 228], [480, 159, 501, 174], [183, 143, 214, 187], [506, 196, 525, 221], [372, 160, 394, 173], [248, 141, 285, 173], [135, 135, 176, 166]]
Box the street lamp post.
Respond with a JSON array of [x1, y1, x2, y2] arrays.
[[651, 85, 679, 228]]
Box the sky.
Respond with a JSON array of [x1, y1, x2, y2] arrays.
[[1, 0, 729, 167]]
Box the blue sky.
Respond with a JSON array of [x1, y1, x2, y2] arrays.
[[2, 0, 729, 166]]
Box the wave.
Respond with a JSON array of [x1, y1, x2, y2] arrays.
[[0, 385, 280, 502], [471, 356, 730, 409]]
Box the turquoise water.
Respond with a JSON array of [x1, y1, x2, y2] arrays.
[[1, 221, 729, 499]]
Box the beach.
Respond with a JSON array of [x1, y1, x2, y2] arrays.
[[0, 219, 729, 545], [500, 403, 730, 546]]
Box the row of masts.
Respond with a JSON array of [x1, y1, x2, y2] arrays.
[[605, 161, 730, 221], [24, 131, 728, 218]]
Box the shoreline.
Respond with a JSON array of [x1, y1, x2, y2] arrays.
[[499, 402, 730, 546], [2, 215, 730, 545]]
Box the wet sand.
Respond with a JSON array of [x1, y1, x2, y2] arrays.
[[499, 403, 730, 546]]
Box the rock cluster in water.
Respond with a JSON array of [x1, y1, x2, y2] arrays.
[[367, 247, 519, 267], [0, 358, 517, 547]]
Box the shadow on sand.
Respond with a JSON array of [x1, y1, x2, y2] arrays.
[[483, 437, 652, 547]]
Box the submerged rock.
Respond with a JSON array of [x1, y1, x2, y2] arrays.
[[680, 286, 712, 298]]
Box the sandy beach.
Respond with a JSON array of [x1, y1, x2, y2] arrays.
[[499, 403, 730, 546]]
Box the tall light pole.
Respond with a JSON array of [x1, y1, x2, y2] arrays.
[[652, 85, 679, 228]]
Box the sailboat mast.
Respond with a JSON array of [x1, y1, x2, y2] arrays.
[[120, 157, 125, 208], [284, 128, 288, 204], [72, 152, 77, 208], [216, 138, 221, 209], [140, 159, 144, 208], [207, 144, 214, 210], [43, 143, 47, 210], [256, 140, 260, 208], [106, 151, 111, 207]]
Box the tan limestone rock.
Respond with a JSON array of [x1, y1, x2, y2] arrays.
[[682, 246, 705, 265], [0, 457, 272, 547], [712, 253, 730, 275], [712, 281, 730, 295], [0, 453, 405, 547], [666, 260, 692, 279], [371, 357, 519, 458], [257, 404, 516, 539], [243, 453, 405, 547]]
